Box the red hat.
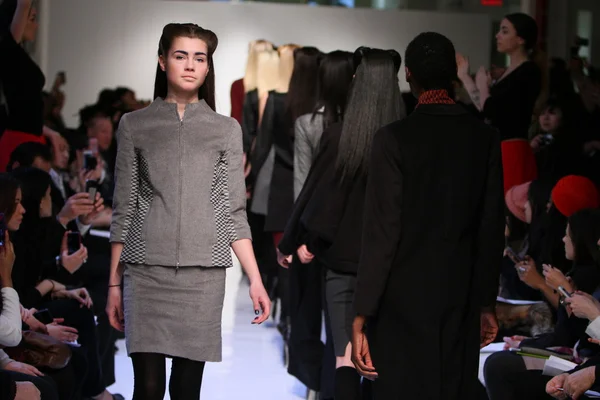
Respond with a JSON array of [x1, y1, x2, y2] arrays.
[[505, 181, 531, 222], [551, 175, 600, 217]]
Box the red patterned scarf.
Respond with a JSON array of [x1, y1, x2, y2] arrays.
[[417, 89, 455, 106]]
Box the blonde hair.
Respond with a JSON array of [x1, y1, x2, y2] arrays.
[[244, 39, 274, 93], [276, 44, 301, 93], [256, 49, 280, 97]]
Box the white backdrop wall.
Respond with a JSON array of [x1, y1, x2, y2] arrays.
[[42, 0, 491, 126]]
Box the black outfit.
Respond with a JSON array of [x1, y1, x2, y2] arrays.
[[279, 123, 370, 399], [262, 92, 294, 233], [279, 123, 365, 275], [0, 31, 44, 135], [483, 61, 541, 141], [354, 104, 505, 399], [241, 89, 259, 155]]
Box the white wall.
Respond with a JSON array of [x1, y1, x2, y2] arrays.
[[42, 0, 491, 126]]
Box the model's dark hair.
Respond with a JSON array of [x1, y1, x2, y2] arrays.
[[405, 32, 457, 94], [336, 47, 403, 183], [0, 173, 20, 223], [285, 47, 322, 127], [0, 0, 17, 33], [312, 50, 354, 130], [568, 209, 600, 266], [7, 142, 52, 172], [10, 167, 51, 222], [154, 23, 218, 111]]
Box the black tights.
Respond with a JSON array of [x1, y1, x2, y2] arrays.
[[131, 353, 206, 400]]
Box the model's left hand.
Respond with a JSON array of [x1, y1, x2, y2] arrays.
[[249, 281, 271, 325]]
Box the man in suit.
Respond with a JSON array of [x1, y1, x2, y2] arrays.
[[351, 32, 505, 399]]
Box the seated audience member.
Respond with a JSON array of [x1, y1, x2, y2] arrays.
[[485, 209, 600, 400]]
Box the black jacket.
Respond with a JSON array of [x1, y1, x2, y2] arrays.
[[279, 123, 366, 274]]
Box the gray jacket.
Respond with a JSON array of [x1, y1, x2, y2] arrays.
[[110, 98, 251, 268], [294, 112, 324, 200]]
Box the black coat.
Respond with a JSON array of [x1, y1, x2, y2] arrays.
[[278, 123, 366, 274], [354, 104, 505, 399], [260, 92, 294, 232]]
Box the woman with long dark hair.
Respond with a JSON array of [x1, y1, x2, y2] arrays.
[[105, 23, 270, 400], [278, 47, 403, 400], [293, 50, 354, 199], [457, 13, 543, 194]]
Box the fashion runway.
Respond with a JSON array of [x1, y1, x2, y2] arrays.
[[108, 271, 305, 399]]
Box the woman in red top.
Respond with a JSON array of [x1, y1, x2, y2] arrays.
[[0, 0, 66, 172]]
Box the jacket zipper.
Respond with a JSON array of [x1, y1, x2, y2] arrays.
[[176, 112, 183, 272]]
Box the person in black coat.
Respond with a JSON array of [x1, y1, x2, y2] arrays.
[[350, 32, 505, 399]]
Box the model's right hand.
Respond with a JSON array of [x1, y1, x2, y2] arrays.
[[106, 287, 124, 332]]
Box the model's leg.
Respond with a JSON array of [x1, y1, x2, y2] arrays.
[[169, 356, 206, 400], [131, 353, 166, 400]]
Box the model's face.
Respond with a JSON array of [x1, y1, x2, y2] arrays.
[[7, 188, 26, 231], [539, 107, 562, 133], [22, 6, 38, 43], [39, 186, 52, 218], [159, 37, 209, 97], [563, 224, 575, 261], [496, 19, 524, 54]]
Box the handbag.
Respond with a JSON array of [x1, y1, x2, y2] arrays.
[[4, 331, 72, 369]]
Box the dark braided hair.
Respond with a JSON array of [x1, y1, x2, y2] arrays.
[[405, 32, 457, 95]]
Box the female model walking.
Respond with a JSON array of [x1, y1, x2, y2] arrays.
[[106, 23, 271, 400]]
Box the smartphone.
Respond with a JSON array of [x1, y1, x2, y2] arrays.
[[0, 213, 5, 247], [83, 150, 97, 171], [33, 309, 54, 325], [67, 232, 82, 255], [505, 247, 524, 263], [85, 180, 98, 202], [558, 286, 572, 298]]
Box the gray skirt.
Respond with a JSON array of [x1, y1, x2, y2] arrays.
[[123, 263, 226, 362]]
